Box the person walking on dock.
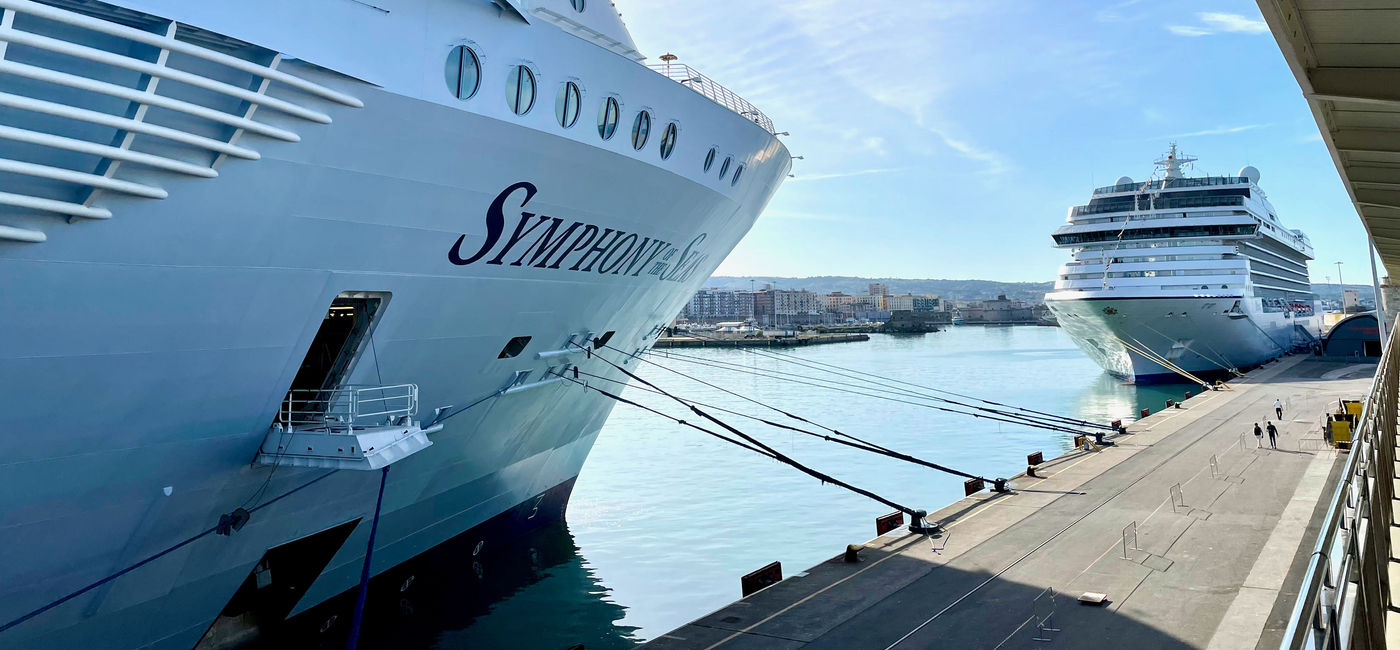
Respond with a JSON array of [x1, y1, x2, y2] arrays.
[[1253, 423, 1263, 448], [1274, 398, 1284, 420], [1266, 421, 1279, 449]]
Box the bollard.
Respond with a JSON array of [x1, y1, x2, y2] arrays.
[[1027, 464, 1038, 478], [1166, 399, 1175, 409], [1140, 408, 1150, 418], [1184, 390, 1192, 400], [844, 544, 863, 563], [993, 478, 1011, 493]]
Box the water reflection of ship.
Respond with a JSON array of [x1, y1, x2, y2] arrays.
[[271, 523, 639, 649], [1066, 374, 1197, 450]]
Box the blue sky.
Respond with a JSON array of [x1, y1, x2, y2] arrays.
[[617, 0, 1381, 285]]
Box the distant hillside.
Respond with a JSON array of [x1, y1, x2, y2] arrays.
[[705, 276, 1054, 301], [704, 277, 1378, 304], [1313, 283, 1375, 303]]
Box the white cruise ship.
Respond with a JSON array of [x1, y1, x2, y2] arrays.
[[0, 0, 789, 647], [1045, 146, 1320, 382]]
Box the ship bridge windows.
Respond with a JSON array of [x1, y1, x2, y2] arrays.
[[445, 45, 482, 100], [556, 81, 582, 128], [507, 65, 537, 115], [631, 110, 651, 150], [598, 96, 620, 140]]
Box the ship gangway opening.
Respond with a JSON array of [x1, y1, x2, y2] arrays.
[[256, 292, 434, 470]]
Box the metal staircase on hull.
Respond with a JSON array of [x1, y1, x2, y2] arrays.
[[0, 0, 361, 243]]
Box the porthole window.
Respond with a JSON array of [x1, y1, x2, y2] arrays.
[[631, 110, 651, 150], [659, 122, 678, 159], [570, 0, 585, 11], [598, 97, 619, 140], [703, 147, 716, 172], [445, 45, 481, 100], [506, 65, 536, 115], [556, 81, 581, 128], [718, 156, 732, 180], [731, 164, 744, 186]]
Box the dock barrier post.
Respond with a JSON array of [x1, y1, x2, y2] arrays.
[[1031, 587, 1061, 642], [1121, 521, 1139, 560], [1209, 455, 1220, 479], [1169, 483, 1185, 513]]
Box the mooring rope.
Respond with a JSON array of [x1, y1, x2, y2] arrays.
[[570, 346, 933, 515]]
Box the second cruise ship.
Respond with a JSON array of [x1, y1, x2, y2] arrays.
[[1045, 146, 1320, 382]]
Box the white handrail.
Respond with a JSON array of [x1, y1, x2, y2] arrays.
[[0, 91, 260, 159], [0, 58, 300, 141], [0, 190, 110, 219], [0, 223, 44, 242], [0, 158, 167, 198], [646, 62, 775, 134], [0, 0, 363, 108], [0, 125, 217, 178], [0, 26, 332, 123]]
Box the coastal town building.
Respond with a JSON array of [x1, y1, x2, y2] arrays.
[[682, 289, 756, 323]]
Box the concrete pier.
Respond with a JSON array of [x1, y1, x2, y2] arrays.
[[645, 356, 1376, 649]]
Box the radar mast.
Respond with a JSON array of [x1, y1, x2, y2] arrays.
[[1154, 143, 1196, 179]]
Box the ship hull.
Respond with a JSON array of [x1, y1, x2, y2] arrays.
[[0, 3, 790, 646], [1045, 296, 1321, 383]]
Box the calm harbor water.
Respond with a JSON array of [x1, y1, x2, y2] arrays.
[[329, 326, 1195, 649]]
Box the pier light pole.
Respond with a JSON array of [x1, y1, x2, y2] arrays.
[[1336, 261, 1344, 287]]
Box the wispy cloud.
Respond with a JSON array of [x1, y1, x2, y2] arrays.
[[787, 167, 904, 183], [1153, 124, 1269, 139], [1095, 0, 1146, 23], [1167, 12, 1267, 37]]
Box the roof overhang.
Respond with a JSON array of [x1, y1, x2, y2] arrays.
[[1256, 0, 1400, 271]]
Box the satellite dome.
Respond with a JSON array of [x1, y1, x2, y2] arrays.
[[1238, 165, 1260, 184], [1115, 176, 1133, 186]]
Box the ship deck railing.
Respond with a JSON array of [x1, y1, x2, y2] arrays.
[[278, 384, 418, 430], [1092, 175, 1250, 195], [646, 62, 775, 134], [1281, 321, 1397, 649]]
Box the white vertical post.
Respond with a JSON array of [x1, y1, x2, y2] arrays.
[[1369, 241, 1388, 348]]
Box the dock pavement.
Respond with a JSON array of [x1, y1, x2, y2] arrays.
[[645, 356, 1377, 649]]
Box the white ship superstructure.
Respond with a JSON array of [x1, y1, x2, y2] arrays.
[[0, 0, 789, 646], [1045, 146, 1319, 382]]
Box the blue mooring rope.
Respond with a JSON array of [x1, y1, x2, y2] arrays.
[[0, 470, 339, 636], [346, 465, 389, 650]]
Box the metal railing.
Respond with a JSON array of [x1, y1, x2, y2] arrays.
[[278, 384, 418, 429], [1281, 322, 1395, 649], [646, 61, 775, 134]]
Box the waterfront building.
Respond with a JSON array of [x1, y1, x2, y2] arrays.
[[913, 295, 943, 312], [854, 294, 885, 312], [962, 295, 1037, 324], [684, 289, 757, 323], [886, 294, 915, 311], [867, 282, 890, 297], [824, 291, 856, 314]]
